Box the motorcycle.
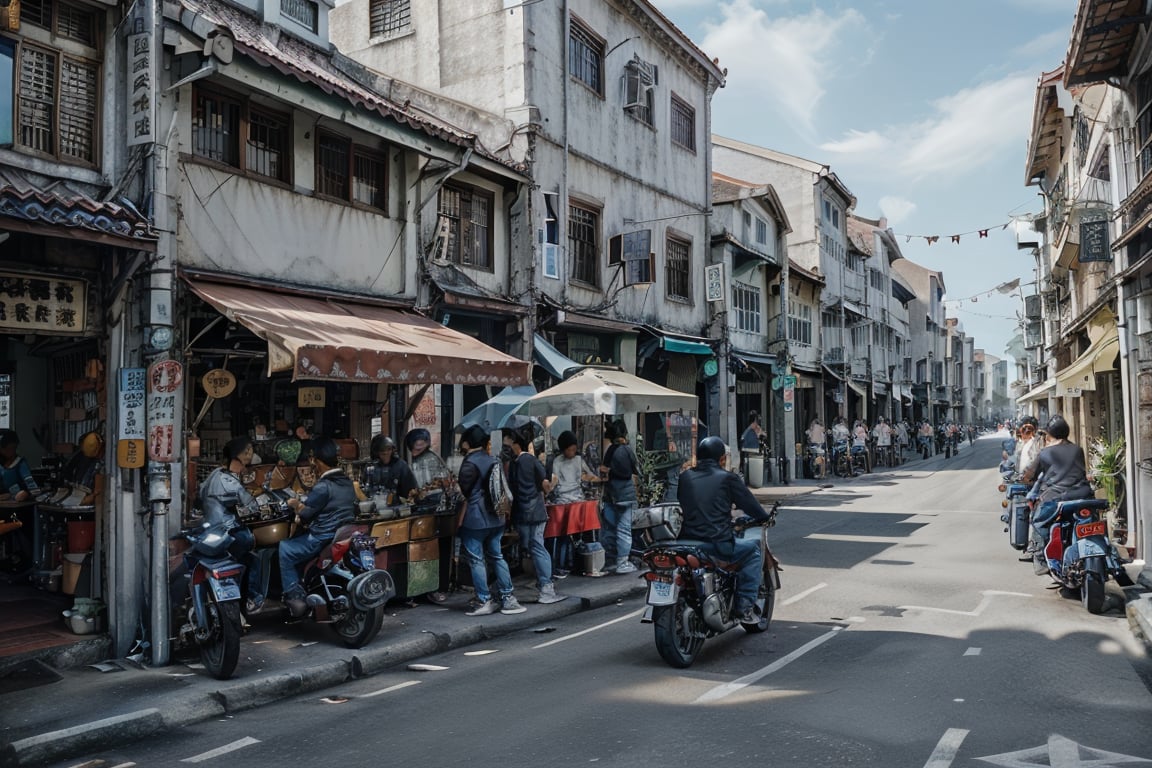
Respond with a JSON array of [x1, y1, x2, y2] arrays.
[[290, 523, 396, 647], [1035, 498, 1131, 614], [997, 459, 1031, 552], [638, 502, 781, 669], [172, 522, 246, 680]]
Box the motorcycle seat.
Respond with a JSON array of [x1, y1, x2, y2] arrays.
[[1054, 498, 1108, 516]]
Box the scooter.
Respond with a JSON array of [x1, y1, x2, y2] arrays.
[[1035, 498, 1132, 614], [997, 459, 1030, 552], [171, 522, 246, 680], [638, 502, 781, 669]]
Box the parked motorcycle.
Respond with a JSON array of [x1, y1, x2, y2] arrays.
[[638, 502, 781, 668], [1035, 498, 1131, 614], [290, 523, 396, 647], [997, 460, 1031, 552], [172, 522, 246, 679]]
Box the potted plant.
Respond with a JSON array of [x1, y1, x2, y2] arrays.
[[1088, 434, 1126, 542]]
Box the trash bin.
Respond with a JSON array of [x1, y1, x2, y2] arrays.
[[745, 455, 764, 488]]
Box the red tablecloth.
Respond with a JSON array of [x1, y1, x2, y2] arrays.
[[545, 501, 600, 538]]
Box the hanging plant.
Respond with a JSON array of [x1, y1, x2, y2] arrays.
[[1088, 434, 1126, 533]]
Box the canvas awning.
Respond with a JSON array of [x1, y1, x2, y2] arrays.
[[1056, 329, 1119, 396], [847, 379, 868, 398], [185, 279, 530, 386], [1018, 378, 1056, 404], [532, 334, 583, 380]]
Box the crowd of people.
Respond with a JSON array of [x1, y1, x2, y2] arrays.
[[801, 416, 983, 479]]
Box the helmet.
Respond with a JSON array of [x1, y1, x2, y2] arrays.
[[1045, 415, 1070, 440], [370, 434, 396, 455], [79, 431, 104, 458], [311, 437, 339, 468], [697, 436, 726, 463], [404, 428, 431, 451]]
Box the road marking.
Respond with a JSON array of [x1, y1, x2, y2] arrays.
[[693, 626, 843, 704], [900, 590, 1031, 617], [806, 533, 904, 543], [359, 680, 421, 698], [974, 733, 1152, 766], [782, 582, 827, 606], [924, 728, 969, 768], [180, 737, 261, 763], [532, 608, 644, 649], [964, 647, 981, 656]]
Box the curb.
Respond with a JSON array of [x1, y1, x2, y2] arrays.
[[1127, 593, 1152, 654], [4, 579, 647, 767]]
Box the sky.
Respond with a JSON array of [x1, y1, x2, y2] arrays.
[[655, 0, 1077, 361]]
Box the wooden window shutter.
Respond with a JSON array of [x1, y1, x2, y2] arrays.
[[59, 56, 98, 163]]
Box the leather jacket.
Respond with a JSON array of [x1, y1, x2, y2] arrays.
[[677, 459, 769, 544], [198, 466, 259, 532], [297, 468, 356, 539]]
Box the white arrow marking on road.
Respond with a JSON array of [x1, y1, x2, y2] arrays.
[[782, 582, 827, 606], [924, 728, 969, 768], [693, 626, 843, 704], [532, 608, 645, 649], [359, 680, 421, 698], [899, 590, 1032, 617], [180, 737, 261, 763], [964, 647, 981, 656], [974, 733, 1152, 766]]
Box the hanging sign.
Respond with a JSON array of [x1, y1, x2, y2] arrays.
[[298, 386, 326, 408], [117, 368, 147, 468], [147, 360, 183, 462], [1078, 219, 1111, 263], [0, 272, 87, 334], [201, 369, 236, 398], [126, 17, 155, 146]]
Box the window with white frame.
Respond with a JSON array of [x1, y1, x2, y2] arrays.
[[369, 0, 410, 38], [851, 323, 868, 349], [755, 217, 767, 245], [733, 282, 761, 334], [788, 303, 812, 346]]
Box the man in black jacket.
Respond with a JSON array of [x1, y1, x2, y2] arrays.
[[678, 436, 773, 623]]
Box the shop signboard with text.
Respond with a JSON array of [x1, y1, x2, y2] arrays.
[[118, 368, 147, 468], [147, 360, 182, 462], [0, 272, 87, 334]]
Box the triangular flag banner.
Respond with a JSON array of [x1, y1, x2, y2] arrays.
[[979, 229, 988, 238], [926, 236, 939, 245], [950, 235, 961, 243]]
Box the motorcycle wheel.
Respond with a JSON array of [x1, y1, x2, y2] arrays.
[[652, 599, 705, 669], [1081, 558, 1106, 615], [332, 605, 385, 648], [199, 596, 242, 680]]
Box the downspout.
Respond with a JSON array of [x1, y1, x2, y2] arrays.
[[560, 0, 570, 299]]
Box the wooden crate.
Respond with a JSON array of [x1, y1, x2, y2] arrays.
[[409, 514, 456, 541]]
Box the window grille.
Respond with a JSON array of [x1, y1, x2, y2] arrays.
[[281, 0, 318, 33], [369, 0, 410, 37], [665, 236, 690, 300], [569, 17, 603, 96], [439, 184, 493, 269], [569, 204, 600, 286], [670, 95, 695, 151]]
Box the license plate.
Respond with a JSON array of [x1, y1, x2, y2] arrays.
[[1075, 521, 1107, 538], [646, 580, 678, 606], [360, 551, 376, 570]]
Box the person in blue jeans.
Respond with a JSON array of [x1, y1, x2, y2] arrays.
[[599, 419, 638, 574], [677, 436, 774, 623], [278, 437, 356, 617], [504, 427, 567, 604], [457, 425, 526, 616]]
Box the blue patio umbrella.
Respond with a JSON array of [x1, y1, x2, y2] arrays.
[[454, 385, 541, 432]]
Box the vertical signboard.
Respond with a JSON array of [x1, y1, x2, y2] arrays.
[[126, 17, 155, 146], [118, 368, 147, 468], [0, 373, 10, 429], [147, 360, 182, 462]]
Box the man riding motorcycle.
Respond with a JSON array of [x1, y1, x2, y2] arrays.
[[677, 436, 774, 623]]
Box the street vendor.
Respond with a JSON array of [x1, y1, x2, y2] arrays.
[[405, 428, 455, 512], [0, 430, 40, 502], [544, 430, 600, 578], [365, 434, 416, 502]]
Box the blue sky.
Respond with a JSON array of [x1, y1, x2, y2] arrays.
[[656, 0, 1076, 360]]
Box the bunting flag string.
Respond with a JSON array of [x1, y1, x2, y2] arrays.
[[898, 221, 1011, 245], [942, 278, 1023, 306]]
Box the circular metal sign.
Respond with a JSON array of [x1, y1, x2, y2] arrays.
[[201, 368, 236, 398]]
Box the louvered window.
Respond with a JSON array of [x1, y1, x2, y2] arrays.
[[438, 183, 493, 270], [9, 0, 102, 166], [369, 0, 410, 38]]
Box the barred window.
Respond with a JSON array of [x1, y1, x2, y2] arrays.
[[665, 236, 691, 301], [369, 0, 411, 37], [193, 88, 291, 184], [316, 133, 349, 199], [315, 132, 388, 211], [280, 0, 318, 33], [733, 283, 761, 334], [569, 16, 604, 96], [569, 203, 600, 286], [439, 184, 493, 270], [670, 94, 695, 151]]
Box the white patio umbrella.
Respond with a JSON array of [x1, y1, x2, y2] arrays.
[[513, 368, 696, 417]]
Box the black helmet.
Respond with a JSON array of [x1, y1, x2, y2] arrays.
[[697, 435, 726, 463], [1045, 415, 1070, 440], [312, 437, 339, 468], [405, 428, 431, 450], [370, 434, 396, 455]]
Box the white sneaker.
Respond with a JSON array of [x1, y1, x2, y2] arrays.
[[466, 598, 499, 616], [615, 561, 638, 574], [537, 584, 569, 604], [500, 595, 527, 615]]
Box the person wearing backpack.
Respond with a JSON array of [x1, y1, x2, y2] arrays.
[[456, 424, 526, 616], [503, 427, 567, 604], [599, 418, 639, 574]]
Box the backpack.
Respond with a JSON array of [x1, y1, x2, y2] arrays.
[[484, 460, 513, 519]]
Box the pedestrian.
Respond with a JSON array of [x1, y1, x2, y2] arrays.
[[404, 427, 455, 513], [599, 418, 639, 574], [546, 430, 599, 578], [852, 419, 871, 473], [895, 419, 910, 463], [457, 425, 526, 616], [872, 417, 892, 467], [503, 427, 566, 604], [805, 418, 827, 479], [0, 430, 40, 502], [919, 420, 934, 458], [739, 410, 764, 477]]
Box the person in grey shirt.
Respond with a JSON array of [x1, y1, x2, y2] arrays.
[[599, 419, 638, 574]]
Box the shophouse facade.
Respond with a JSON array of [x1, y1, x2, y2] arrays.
[[891, 259, 948, 424]]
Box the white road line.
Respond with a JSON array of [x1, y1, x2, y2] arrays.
[[782, 582, 827, 606], [180, 737, 261, 763], [805, 533, 904, 543], [923, 728, 968, 768], [359, 680, 422, 698], [899, 590, 1031, 617], [964, 647, 981, 656], [532, 608, 645, 649], [693, 626, 843, 704]]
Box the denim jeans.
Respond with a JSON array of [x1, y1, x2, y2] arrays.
[[228, 527, 263, 600], [460, 525, 514, 603], [600, 500, 635, 565], [278, 532, 331, 598], [516, 522, 552, 588], [697, 537, 763, 610]]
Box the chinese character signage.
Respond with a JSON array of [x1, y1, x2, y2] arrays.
[[147, 360, 182, 462], [0, 374, 10, 429], [127, 24, 155, 146], [1078, 219, 1111, 263], [0, 272, 87, 334], [118, 368, 147, 468]]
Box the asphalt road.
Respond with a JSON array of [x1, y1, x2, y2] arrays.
[[49, 437, 1152, 767]]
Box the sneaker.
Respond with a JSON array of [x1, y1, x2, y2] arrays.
[[499, 595, 527, 614], [553, 569, 570, 580], [614, 561, 638, 574], [737, 604, 759, 624], [537, 584, 569, 604], [245, 595, 265, 614], [466, 598, 500, 616]]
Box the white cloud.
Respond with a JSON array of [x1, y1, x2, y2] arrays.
[[701, 1, 867, 137], [878, 196, 916, 226], [818, 73, 1035, 179]]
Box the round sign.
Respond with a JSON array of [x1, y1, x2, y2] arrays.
[[702, 358, 719, 377], [201, 368, 236, 398]]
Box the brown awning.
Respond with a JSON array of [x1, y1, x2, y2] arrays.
[[185, 279, 530, 386]]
